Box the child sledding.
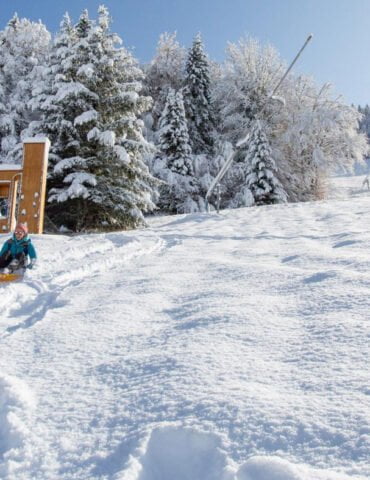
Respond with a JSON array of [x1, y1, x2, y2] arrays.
[[0, 223, 37, 281]]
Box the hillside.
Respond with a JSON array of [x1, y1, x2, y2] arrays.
[[0, 175, 369, 480]]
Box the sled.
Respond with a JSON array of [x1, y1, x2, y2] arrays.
[[0, 272, 24, 283]]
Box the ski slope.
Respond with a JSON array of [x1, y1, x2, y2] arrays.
[[0, 175, 369, 480]]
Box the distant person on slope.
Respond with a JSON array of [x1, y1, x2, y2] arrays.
[[0, 223, 37, 273]]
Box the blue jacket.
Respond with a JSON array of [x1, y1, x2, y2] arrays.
[[0, 234, 37, 260]]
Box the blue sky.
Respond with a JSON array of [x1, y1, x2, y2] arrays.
[[1, 0, 369, 106]]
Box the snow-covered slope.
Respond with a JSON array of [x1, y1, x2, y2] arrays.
[[0, 176, 369, 480]]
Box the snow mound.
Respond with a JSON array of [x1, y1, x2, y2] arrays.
[[237, 456, 301, 480], [237, 456, 358, 480], [119, 426, 233, 480], [0, 374, 36, 476], [118, 426, 363, 480]]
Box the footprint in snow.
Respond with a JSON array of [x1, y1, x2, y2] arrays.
[[333, 239, 361, 248], [304, 271, 337, 284], [281, 255, 300, 263]]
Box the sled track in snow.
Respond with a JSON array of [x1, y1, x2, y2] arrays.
[[0, 233, 165, 339]]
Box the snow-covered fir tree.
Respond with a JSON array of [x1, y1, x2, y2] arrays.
[[30, 7, 159, 231], [144, 33, 218, 212], [28, 10, 102, 229], [183, 34, 215, 154], [144, 32, 186, 133], [242, 120, 287, 205], [158, 89, 193, 176], [152, 88, 201, 213], [0, 14, 50, 164], [26, 13, 79, 187], [2, 13, 96, 225]]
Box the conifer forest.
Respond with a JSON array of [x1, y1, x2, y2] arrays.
[[0, 7, 368, 231]]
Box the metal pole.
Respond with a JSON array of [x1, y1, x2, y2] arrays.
[[216, 184, 221, 213], [205, 34, 313, 211], [206, 150, 234, 209], [269, 34, 313, 100]]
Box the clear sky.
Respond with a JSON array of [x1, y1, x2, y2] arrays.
[[1, 0, 369, 106]]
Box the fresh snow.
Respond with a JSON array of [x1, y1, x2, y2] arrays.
[[99, 130, 116, 147], [23, 138, 51, 145], [0, 165, 22, 171], [74, 110, 98, 126], [0, 175, 369, 480]]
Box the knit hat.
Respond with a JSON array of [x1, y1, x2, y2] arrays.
[[15, 223, 28, 235]]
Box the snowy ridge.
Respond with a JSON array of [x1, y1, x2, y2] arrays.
[[0, 176, 369, 479]]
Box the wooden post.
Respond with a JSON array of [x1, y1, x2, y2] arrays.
[[18, 138, 50, 234], [0, 166, 22, 233]]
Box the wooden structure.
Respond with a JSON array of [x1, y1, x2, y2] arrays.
[[0, 165, 22, 233], [0, 138, 50, 234]]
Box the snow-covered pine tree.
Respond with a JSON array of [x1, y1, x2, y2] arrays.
[[0, 14, 50, 164], [242, 120, 287, 206], [153, 88, 200, 213], [144, 32, 186, 133], [158, 88, 193, 176], [84, 5, 159, 230], [27, 13, 79, 186], [27, 10, 101, 229], [32, 7, 159, 231], [183, 34, 215, 154]]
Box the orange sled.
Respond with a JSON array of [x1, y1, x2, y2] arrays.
[[0, 272, 24, 283]]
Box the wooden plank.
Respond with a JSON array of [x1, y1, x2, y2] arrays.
[[0, 179, 18, 233], [0, 184, 9, 196], [18, 141, 49, 234], [0, 171, 21, 181]]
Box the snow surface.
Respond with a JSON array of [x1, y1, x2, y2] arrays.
[[23, 138, 50, 145], [0, 175, 369, 480], [0, 165, 22, 171]]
